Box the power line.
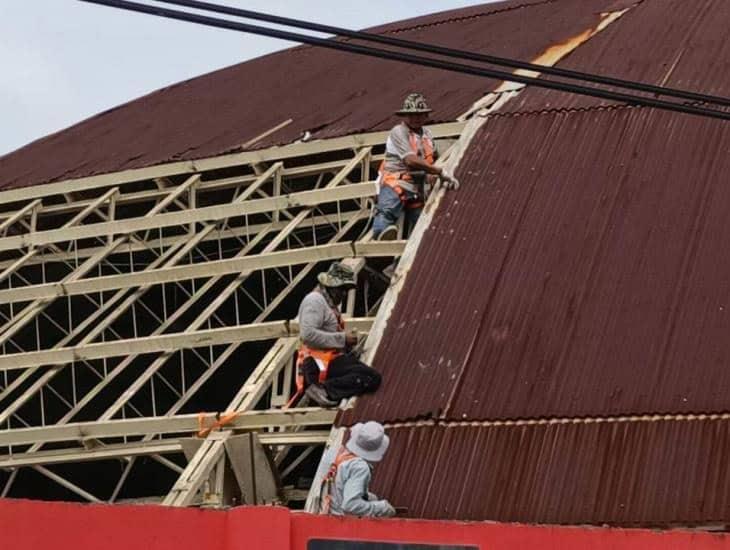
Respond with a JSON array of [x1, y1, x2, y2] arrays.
[[155, 0, 730, 109], [78, 0, 730, 122]]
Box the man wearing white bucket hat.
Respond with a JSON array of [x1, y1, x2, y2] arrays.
[[317, 421, 396, 517]]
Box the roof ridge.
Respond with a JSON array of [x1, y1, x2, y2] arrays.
[[378, 411, 730, 429], [490, 101, 639, 119], [285, 0, 557, 55], [379, 0, 557, 36]]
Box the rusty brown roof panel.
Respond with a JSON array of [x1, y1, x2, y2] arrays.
[[346, 104, 730, 424], [335, 0, 730, 527], [372, 418, 730, 525], [0, 0, 614, 191], [506, 0, 730, 114]]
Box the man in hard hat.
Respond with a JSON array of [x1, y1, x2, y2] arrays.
[[295, 262, 382, 407], [317, 421, 396, 517], [372, 92, 460, 241]]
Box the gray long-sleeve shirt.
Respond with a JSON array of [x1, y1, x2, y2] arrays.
[[322, 448, 394, 517], [297, 289, 346, 350]]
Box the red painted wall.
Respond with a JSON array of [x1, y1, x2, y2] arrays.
[[0, 499, 225, 550], [290, 513, 730, 550], [1, 498, 729, 550]]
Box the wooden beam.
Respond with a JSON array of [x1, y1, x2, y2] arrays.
[[0, 241, 404, 304], [0, 122, 465, 206], [27, 155, 384, 221], [0, 211, 365, 269], [0, 181, 375, 253], [0, 407, 336, 447], [0, 440, 182, 469], [0, 318, 374, 372]]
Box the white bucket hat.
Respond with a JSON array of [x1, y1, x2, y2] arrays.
[[346, 421, 390, 462]]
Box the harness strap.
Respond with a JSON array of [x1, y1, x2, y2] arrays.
[[380, 129, 434, 210], [319, 448, 358, 514], [287, 294, 346, 408], [196, 410, 239, 438]]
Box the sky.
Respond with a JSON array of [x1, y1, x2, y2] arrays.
[[0, 0, 486, 156]]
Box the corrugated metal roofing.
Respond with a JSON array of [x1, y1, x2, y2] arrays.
[[341, 0, 730, 526], [506, 0, 730, 113], [0, 0, 614, 191], [7, 0, 730, 526], [347, 105, 730, 423], [372, 418, 730, 525]]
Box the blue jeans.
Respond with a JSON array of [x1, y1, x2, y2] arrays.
[[372, 185, 423, 238]]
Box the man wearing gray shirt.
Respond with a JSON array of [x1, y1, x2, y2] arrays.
[[372, 93, 460, 241], [296, 262, 382, 407]]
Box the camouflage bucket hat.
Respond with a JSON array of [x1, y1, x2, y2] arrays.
[[396, 92, 433, 115], [317, 262, 357, 288]]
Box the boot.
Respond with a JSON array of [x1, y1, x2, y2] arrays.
[[377, 225, 398, 241], [305, 384, 339, 407]]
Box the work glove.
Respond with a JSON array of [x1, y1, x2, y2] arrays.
[[345, 329, 359, 348], [378, 501, 396, 517], [440, 169, 460, 190]]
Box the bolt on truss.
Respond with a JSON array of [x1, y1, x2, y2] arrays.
[[0, 122, 465, 505]]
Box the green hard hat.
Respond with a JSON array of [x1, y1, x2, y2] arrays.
[[317, 262, 357, 288], [396, 92, 433, 115]]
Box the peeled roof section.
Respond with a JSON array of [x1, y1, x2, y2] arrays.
[[343, 0, 730, 526], [1, 0, 608, 191]]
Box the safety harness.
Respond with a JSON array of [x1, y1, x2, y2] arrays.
[[287, 293, 345, 407], [317, 447, 358, 514], [379, 128, 435, 210]]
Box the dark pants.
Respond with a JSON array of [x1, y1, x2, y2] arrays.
[[301, 353, 382, 402]]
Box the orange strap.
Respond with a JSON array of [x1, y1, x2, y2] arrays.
[[319, 448, 358, 514], [380, 130, 434, 209], [197, 411, 239, 438], [287, 297, 346, 408], [380, 170, 424, 210], [409, 131, 434, 165], [297, 347, 341, 384]]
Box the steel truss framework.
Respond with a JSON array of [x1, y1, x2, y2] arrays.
[[0, 122, 464, 506]]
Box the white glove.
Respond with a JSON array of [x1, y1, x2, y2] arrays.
[[379, 501, 396, 517], [440, 169, 460, 190]]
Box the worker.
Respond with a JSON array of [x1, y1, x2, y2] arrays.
[[318, 421, 395, 517], [296, 262, 382, 407], [372, 92, 460, 241]]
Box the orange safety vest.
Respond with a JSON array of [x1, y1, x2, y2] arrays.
[[290, 300, 346, 405], [380, 129, 435, 210], [318, 448, 358, 514]]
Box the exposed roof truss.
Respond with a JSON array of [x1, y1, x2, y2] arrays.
[[0, 123, 465, 506]]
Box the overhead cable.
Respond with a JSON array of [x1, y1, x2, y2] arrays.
[[78, 0, 730, 122], [155, 0, 730, 109]]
